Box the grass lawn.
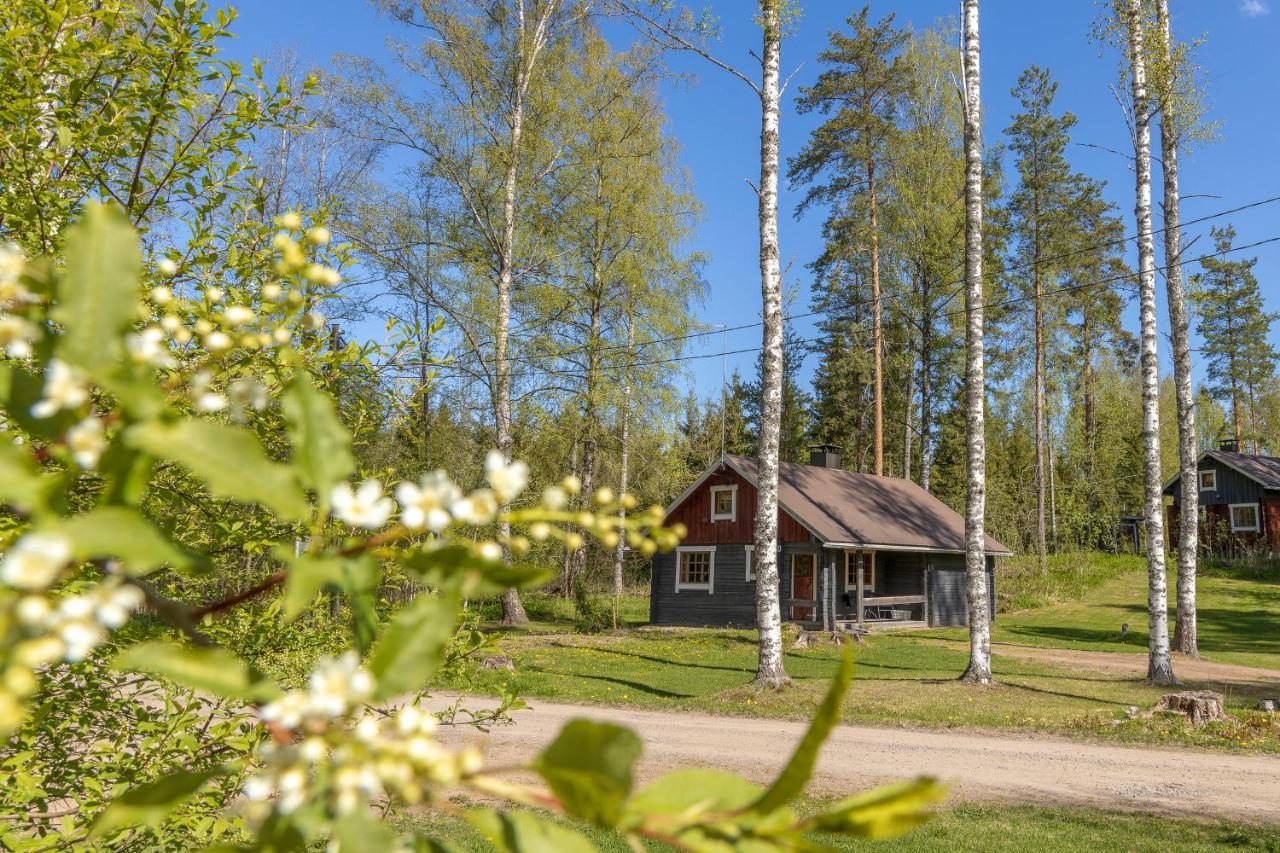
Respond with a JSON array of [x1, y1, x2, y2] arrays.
[[404, 801, 1280, 852], [448, 555, 1280, 752]]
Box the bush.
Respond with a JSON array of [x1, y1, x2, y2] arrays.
[[573, 577, 614, 634]]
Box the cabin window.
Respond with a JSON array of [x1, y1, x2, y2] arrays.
[[675, 547, 715, 592], [1229, 503, 1260, 532], [745, 545, 755, 582], [1198, 470, 1217, 491], [710, 485, 736, 521], [843, 551, 876, 592]]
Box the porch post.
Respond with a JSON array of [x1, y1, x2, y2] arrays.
[[822, 556, 831, 632], [856, 551, 865, 629]]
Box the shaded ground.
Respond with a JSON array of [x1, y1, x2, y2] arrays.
[[430, 693, 1280, 824]]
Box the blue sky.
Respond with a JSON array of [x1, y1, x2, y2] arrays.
[[224, 0, 1280, 400]]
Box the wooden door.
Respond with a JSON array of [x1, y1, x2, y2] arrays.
[[790, 553, 815, 621]]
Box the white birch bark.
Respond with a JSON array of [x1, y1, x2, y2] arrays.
[[498, 1, 559, 625], [753, 0, 789, 689], [1125, 0, 1177, 685], [612, 318, 633, 630], [960, 0, 993, 685], [1156, 0, 1199, 658]]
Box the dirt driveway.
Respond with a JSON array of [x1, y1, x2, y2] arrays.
[[431, 694, 1280, 824]]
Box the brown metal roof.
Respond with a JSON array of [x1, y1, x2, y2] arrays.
[[725, 454, 1013, 556], [1163, 449, 1280, 493]]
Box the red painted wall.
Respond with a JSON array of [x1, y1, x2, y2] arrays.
[[666, 464, 815, 545], [1169, 496, 1280, 556]]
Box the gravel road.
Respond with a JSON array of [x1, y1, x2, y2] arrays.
[[430, 694, 1280, 823]]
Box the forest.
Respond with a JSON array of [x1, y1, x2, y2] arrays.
[[1, 0, 1278, 850]]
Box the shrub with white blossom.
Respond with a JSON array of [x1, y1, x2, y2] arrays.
[[0, 204, 940, 850]]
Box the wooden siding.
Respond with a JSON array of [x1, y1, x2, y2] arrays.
[[666, 465, 815, 545], [1168, 476, 1280, 556], [1169, 457, 1268, 505], [929, 556, 997, 627]]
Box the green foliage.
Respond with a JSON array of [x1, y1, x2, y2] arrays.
[[572, 576, 614, 634], [534, 720, 643, 826], [113, 642, 280, 702]]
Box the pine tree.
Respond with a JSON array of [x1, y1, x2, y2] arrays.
[[790, 6, 908, 477], [1192, 226, 1279, 452]]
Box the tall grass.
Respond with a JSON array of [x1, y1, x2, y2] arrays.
[[997, 552, 1146, 612]]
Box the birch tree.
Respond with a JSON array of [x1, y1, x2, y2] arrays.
[[1120, 0, 1177, 685], [1152, 0, 1198, 657], [959, 0, 993, 685]]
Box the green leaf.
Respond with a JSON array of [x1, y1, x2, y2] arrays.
[[807, 777, 946, 838], [92, 767, 225, 837], [126, 419, 309, 521], [626, 768, 763, 818], [280, 372, 353, 502], [0, 436, 50, 514], [277, 550, 346, 622], [751, 643, 854, 815], [331, 811, 398, 852], [52, 202, 140, 371], [344, 555, 382, 654], [113, 641, 280, 701], [56, 507, 198, 573], [366, 590, 460, 700], [532, 720, 642, 827], [466, 808, 596, 853]]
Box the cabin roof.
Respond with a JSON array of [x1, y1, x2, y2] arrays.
[[1164, 449, 1280, 494], [673, 454, 1013, 556]]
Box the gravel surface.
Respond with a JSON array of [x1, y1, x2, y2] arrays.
[[431, 694, 1280, 823]]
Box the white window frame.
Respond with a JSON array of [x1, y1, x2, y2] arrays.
[[1198, 469, 1217, 492], [1229, 503, 1260, 532], [709, 484, 737, 522], [675, 546, 715, 593], [745, 545, 755, 582], [843, 551, 876, 593]]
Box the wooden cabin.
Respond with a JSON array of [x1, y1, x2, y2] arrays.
[[1163, 441, 1280, 557], [650, 447, 1012, 630]]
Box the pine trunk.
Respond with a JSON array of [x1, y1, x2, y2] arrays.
[[1126, 0, 1176, 685], [960, 0, 993, 685], [1034, 264, 1048, 573], [870, 162, 884, 477], [753, 0, 789, 690], [1156, 0, 1198, 658], [903, 357, 915, 482], [920, 270, 934, 493]]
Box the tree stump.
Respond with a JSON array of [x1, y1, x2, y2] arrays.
[[1153, 691, 1228, 725]]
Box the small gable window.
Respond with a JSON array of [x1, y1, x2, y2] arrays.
[[1229, 503, 1260, 532], [710, 485, 736, 521], [676, 547, 715, 592], [1198, 470, 1217, 491]]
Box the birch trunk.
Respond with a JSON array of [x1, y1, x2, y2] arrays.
[[1156, 0, 1198, 658], [1034, 261, 1048, 573], [753, 0, 789, 689], [1126, 0, 1177, 685], [903, 356, 915, 482], [960, 0, 992, 685], [920, 270, 934, 493], [613, 319, 634, 630]]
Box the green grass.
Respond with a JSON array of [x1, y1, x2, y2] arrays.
[[449, 553, 1280, 752], [402, 801, 1280, 852]]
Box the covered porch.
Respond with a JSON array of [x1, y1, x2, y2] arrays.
[[784, 546, 933, 631]]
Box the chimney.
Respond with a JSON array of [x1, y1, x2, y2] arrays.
[[808, 444, 842, 469], [1219, 439, 1240, 453]]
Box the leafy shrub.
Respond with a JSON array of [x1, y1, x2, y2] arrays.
[[573, 577, 614, 634]]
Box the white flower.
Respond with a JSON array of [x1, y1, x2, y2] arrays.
[[277, 211, 303, 231], [450, 489, 498, 525], [262, 283, 283, 302], [66, 417, 107, 468], [0, 315, 39, 358], [151, 285, 174, 305], [331, 480, 393, 529], [222, 305, 255, 327], [202, 331, 232, 352], [305, 651, 374, 719], [15, 595, 52, 626], [242, 775, 275, 802], [94, 582, 143, 629], [156, 258, 178, 277], [302, 312, 325, 331], [484, 450, 528, 503], [58, 618, 105, 662], [189, 371, 227, 413], [261, 691, 306, 730], [1, 533, 72, 590], [306, 226, 331, 246], [477, 541, 502, 561], [542, 486, 568, 510], [228, 378, 269, 422], [31, 360, 89, 418], [395, 702, 439, 737], [126, 326, 175, 368], [395, 471, 461, 532]]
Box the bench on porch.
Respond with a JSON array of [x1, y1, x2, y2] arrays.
[[836, 594, 928, 631]]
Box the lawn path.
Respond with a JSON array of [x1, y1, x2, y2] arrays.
[[430, 693, 1280, 823]]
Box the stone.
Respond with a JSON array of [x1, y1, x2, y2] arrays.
[[1257, 699, 1278, 713], [1153, 691, 1229, 726], [478, 654, 516, 673]]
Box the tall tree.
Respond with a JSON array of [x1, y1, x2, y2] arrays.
[[1152, 0, 1201, 657], [1004, 66, 1080, 573], [1192, 227, 1279, 452], [1120, 0, 1177, 685], [613, 0, 795, 687], [790, 7, 908, 477], [960, 0, 993, 685]]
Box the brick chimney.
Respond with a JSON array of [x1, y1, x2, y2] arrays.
[[808, 444, 842, 469]]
